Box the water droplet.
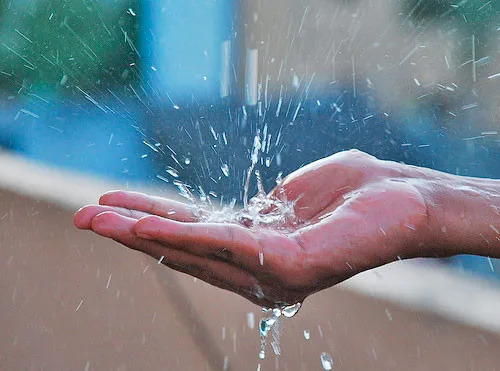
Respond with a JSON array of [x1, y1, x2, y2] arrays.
[[275, 172, 283, 184], [259, 321, 268, 338], [281, 302, 302, 318], [320, 352, 334, 370], [184, 157, 191, 165], [60, 74, 68, 86], [253, 284, 265, 299], [259, 314, 279, 360], [303, 329, 310, 340], [221, 164, 229, 177], [166, 167, 179, 178], [276, 153, 282, 166], [173, 180, 195, 202], [385, 308, 393, 321], [259, 252, 264, 266]]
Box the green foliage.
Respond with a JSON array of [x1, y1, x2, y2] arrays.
[[0, 0, 141, 93]]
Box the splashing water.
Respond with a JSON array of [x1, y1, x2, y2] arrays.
[[172, 130, 303, 359], [195, 131, 300, 232], [244, 131, 263, 208], [258, 303, 302, 360]]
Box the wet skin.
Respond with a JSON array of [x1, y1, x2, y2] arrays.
[[74, 150, 500, 307]]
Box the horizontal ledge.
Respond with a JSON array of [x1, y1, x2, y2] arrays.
[[342, 259, 500, 333], [1, 151, 499, 333]]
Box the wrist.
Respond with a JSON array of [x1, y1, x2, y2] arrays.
[[416, 172, 500, 258]]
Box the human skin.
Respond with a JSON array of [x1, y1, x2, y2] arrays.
[[74, 150, 500, 308]]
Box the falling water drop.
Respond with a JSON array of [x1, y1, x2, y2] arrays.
[[275, 172, 283, 184], [258, 303, 301, 360], [173, 180, 195, 203], [194, 128, 301, 360], [320, 352, 334, 370], [303, 330, 310, 340], [184, 157, 191, 165], [281, 302, 302, 318], [272, 308, 282, 318], [166, 167, 179, 178]]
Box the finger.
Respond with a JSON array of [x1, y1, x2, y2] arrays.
[[90, 211, 262, 301], [99, 190, 199, 222], [74, 204, 151, 230], [134, 216, 264, 267]]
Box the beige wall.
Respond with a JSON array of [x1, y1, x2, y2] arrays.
[[242, 0, 463, 120]]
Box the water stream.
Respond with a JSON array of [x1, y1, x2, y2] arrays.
[[175, 130, 304, 361]]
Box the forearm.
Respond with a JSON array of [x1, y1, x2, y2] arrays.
[[417, 171, 500, 258]]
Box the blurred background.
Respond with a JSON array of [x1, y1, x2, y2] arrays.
[[1, 0, 500, 370], [1, 0, 500, 277]]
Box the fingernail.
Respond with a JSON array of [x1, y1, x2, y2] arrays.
[[134, 221, 154, 239], [135, 216, 162, 239]]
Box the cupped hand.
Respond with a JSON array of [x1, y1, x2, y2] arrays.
[[74, 150, 432, 307]]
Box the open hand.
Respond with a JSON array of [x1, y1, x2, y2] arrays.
[[74, 150, 432, 307]]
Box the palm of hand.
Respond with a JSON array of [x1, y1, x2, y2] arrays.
[[74, 150, 428, 307]]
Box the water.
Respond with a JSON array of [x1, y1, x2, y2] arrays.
[[221, 163, 230, 177], [320, 352, 334, 370], [166, 167, 179, 178], [198, 131, 300, 232], [258, 303, 302, 360], [303, 329, 310, 340], [281, 302, 302, 318], [174, 131, 303, 359]]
